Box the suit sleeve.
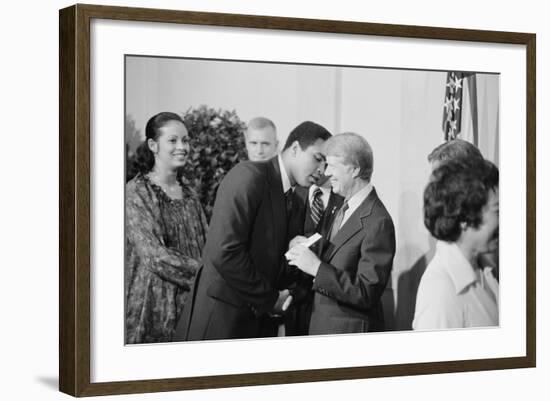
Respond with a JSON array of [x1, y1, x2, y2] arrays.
[[204, 163, 278, 314], [312, 215, 395, 312]]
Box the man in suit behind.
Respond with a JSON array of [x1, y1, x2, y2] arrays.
[[244, 117, 279, 162], [285, 174, 343, 335], [300, 174, 345, 246], [187, 121, 331, 341], [287, 133, 396, 335]]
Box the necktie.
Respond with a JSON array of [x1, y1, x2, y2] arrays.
[[329, 202, 349, 241], [285, 189, 293, 220], [310, 188, 324, 227]]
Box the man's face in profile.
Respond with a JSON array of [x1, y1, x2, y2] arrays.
[[290, 139, 326, 187], [245, 127, 278, 161]]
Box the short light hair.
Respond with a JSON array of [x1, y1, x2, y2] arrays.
[[324, 132, 373, 181], [246, 117, 276, 134]]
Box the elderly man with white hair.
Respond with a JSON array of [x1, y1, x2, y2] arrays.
[[286, 132, 396, 335]]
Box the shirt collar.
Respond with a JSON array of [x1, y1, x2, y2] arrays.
[[277, 154, 292, 194], [436, 241, 479, 294], [346, 183, 373, 213], [309, 184, 331, 201]]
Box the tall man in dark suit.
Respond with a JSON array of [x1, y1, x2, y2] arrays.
[[187, 121, 331, 340], [287, 133, 396, 334]]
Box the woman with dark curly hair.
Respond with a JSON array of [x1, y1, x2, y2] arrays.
[[413, 158, 499, 330], [125, 112, 207, 343]]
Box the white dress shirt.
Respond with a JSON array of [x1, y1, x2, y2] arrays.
[[413, 241, 499, 330], [337, 183, 373, 230], [277, 154, 292, 193]]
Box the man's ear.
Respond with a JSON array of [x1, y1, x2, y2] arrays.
[[147, 138, 158, 154], [290, 140, 300, 157], [351, 166, 360, 179]]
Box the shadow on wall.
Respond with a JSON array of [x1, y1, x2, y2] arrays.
[[381, 286, 396, 331], [394, 240, 435, 331], [389, 188, 436, 331]]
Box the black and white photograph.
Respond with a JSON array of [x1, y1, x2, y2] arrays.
[[123, 55, 500, 344], [4, 0, 544, 399]]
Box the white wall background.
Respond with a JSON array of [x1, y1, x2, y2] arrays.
[[0, 0, 546, 400]]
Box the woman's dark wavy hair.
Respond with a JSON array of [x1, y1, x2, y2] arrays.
[[133, 112, 186, 174], [424, 158, 499, 242]]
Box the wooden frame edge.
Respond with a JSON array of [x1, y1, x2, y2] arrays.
[[59, 4, 77, 396], [59, 3, 537, 397], [59, 4, 93, 396], [75, 3, 533, 43], [75, 356, 532, 397], [525, 33, 536, 368]]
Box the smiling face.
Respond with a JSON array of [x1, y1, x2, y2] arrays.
[[459, 187, 499, 263], [469, 187, 499, 256], [245, 126, 278, 161], [324, 155, 356, 199], [288, 139, 326, 187], [148, 120, 190, 171]]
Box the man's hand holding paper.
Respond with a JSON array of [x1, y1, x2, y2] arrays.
[[286, 233, 323, 277]]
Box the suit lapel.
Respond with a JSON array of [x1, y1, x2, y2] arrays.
[[320, 191, 344, 234], [315, 191, 341, 256], [324, 189, 379, 261], [288, 188, 307, 240], [268, 157, 287, 251]]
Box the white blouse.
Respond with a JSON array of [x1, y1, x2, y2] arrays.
[[413, 241, 499, 330]]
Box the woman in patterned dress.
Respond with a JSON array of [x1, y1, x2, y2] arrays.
[[125, 112, 207, 344]]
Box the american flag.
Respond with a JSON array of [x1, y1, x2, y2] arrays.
[[442, 71, 466, 140]]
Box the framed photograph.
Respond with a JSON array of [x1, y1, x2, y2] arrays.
[[59, 3, 536, 397]]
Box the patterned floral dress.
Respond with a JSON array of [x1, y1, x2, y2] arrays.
[[125, 173, 207, 344]]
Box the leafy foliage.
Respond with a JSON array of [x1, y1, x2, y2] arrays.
[[180, 106, 248, 220], [125, 115, 142, 182]]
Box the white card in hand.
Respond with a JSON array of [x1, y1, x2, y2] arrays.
[[282, 295, 293, 311], [301, 233, 322, 248], [285, 233, 322, 259]]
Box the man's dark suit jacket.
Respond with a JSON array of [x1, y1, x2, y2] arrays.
[[187, 157, 304, 340], [284, 186, 344, 336], [308, 188, 396, 335]]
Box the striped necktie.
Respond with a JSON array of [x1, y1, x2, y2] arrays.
[[329, 202, 349, 241], [310, 188, 324, 227]]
